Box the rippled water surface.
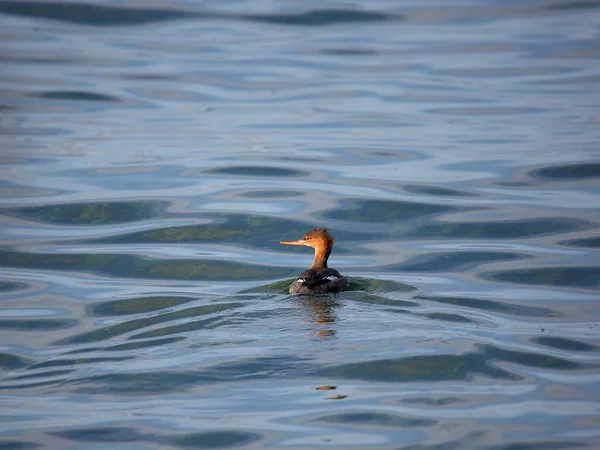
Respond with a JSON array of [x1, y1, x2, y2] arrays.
[[1, 0, 600, 448]]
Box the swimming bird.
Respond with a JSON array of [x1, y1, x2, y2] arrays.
[[280, 228, 349, 295]]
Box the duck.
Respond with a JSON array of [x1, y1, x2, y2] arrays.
[[280, 228, 349, 295]]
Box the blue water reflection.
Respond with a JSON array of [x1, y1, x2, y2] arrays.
[[1, 0, 599, 449]]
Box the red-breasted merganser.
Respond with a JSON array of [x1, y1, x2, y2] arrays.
[[280, 228, 349, 295]]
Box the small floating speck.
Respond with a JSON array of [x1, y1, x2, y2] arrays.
[[315, 385, 336, 390], [326, 395, 347, 400]]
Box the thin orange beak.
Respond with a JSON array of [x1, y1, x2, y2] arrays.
[[280, 239, 306, 246]]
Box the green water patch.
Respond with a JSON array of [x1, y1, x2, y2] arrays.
[[134, 259, 288, 281], [0, 318, 77, 331], [98, 223, 250, 243], [382, 308, 474, 324], [0, 250, 290, 281], [48, 427, 150, 444], [201, 355, 312, 382], [130, 317, 221, 339], [317, 352, 519, 382], [240, 279, 291, 294], [170, 430, 263, 449], [246, 9, 393, 26], [0, 352, 34, 370], [546, 1, 600, 10], [204, 165, 308, 177], [404, 184, 477, 197], [54, 303, 244, 345], [0, 1, 191, 26], [341, 291, 419, 308], [389, 251, 528, 273], [417, 294, 557, 317], [5, 200, 167, 225], [529, 162, 600, 181], [494, 180, 534, 187], [321, 198, 461, 224], [410, 217, 592, 239], [484, 344, 583, 370], [0, 440, 40, 450], [311, 412, 436, 428], [399, 396, 465, 406], [317, 343, 588, 382], [91, 212, 366, 251], [0, 250, 119, 273], [559, 236, 600, 249], [487, 266, 600, 289], [49, 426, 264, 449], [90, 296, 196, 316], [348, 277, 417, 293], [531, 336, 597, 352], [0, 280, 28, 293], [423, 312, 473, 323], [33, 90, 120, 102]]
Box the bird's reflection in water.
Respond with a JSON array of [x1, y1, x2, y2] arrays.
[[299, 297, 341, 339]]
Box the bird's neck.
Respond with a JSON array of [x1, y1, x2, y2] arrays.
[[310, 244, 331, 270]]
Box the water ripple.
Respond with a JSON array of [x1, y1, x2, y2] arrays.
[[2, 0, 600, 448]]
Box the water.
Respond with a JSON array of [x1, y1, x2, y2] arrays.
[[1, 0, 599, 448]]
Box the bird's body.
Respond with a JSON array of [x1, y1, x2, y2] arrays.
[[280, 228, 349, 295]]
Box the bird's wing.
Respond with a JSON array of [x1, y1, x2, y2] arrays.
[[296, 268, 343, 288]]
